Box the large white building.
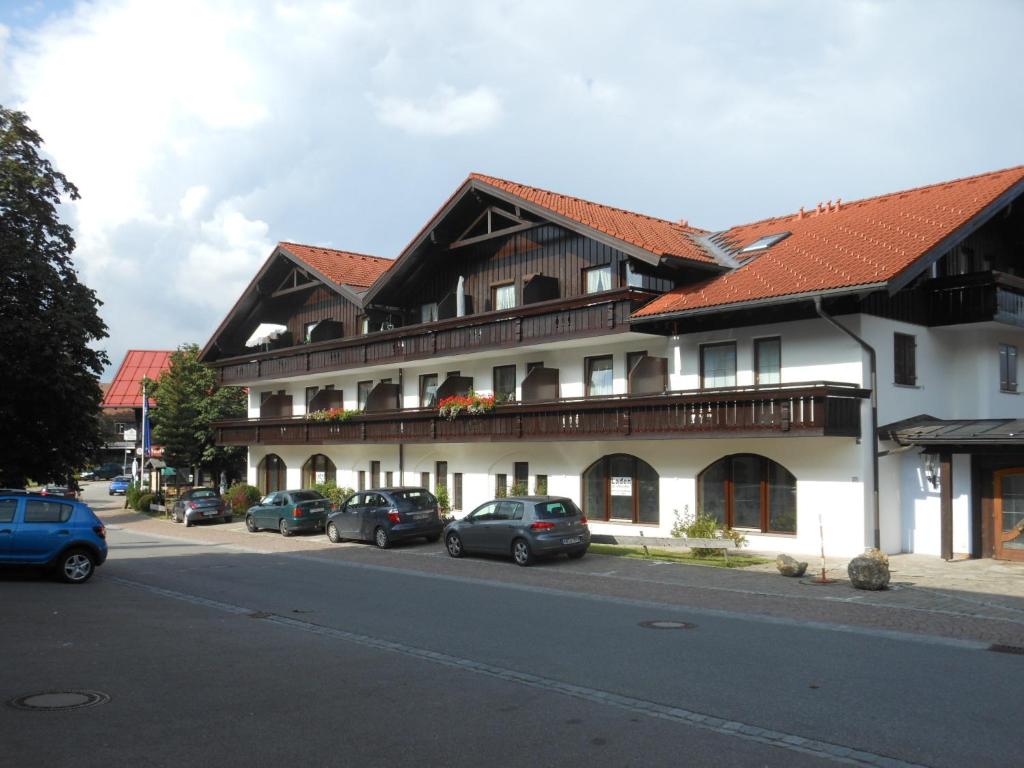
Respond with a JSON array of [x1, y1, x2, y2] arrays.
[[200, 168, 1024, 560]]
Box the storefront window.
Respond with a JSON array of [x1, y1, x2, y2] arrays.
[[698, 454, 796, 534], [582, 454, 659, 524]]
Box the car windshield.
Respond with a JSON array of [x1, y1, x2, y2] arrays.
[[392, 490, 436, 509], [535, 500, 581, 519], [191, 489, 218, 499], [290, 491, 324, 502], [113, 476, 131, 482]]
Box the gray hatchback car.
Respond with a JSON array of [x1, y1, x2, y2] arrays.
[[326, 487, 443, 548], [444, 496, 590, 566]]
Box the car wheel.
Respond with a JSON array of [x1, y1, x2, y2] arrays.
[[567, 549, 586, 560], [445, 532, 464, 558], [57, 548, 95, 584], [425, 533, 441, 543], [512, 538, 534, 567], [373, 527, 390, 549], [185, 517, 193, 528], [222, 515, 233, 524], [245, 514, 257, 532], [279, 520, 292, 537], [327, 522, 342, 543]]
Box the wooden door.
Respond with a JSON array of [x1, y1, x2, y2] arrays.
[[994, 468, 1024, 561]]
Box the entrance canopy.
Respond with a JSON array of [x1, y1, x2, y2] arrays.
[[881, 415, 1024, 448]]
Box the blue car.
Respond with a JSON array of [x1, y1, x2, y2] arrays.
[[0, 491, 108, 583], [108, 475, 132, 495]]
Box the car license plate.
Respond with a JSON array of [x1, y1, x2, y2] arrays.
[[561, 536, 581, 545], [203, 509, 218, 516]]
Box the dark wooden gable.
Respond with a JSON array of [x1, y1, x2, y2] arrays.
[[200, 247, 364, 362], [368, 188, 674, 323]]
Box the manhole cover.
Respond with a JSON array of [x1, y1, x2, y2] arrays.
[[639, 620, 695, 630], [9, 690, 110, 711]]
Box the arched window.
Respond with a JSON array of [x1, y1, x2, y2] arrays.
[[698, 454, 796, 534], [582, 454, 659, 524], [258, 454, 287, 494], [302, 454, 336, 487]]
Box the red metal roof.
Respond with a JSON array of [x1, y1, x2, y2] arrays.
[[469, 173, 715, 265], [279, 242, 393, 289], [633, 165, 1024, 318], [101, 350, 173, 408]]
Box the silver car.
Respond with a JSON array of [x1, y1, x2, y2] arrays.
[[444, 496, 590, 566]]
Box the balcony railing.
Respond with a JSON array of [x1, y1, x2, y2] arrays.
[[214, 381, 867, 446], [212, 288, 656, 385], [928, 271, 1024, 327]]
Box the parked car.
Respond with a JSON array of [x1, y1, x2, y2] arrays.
[[444, 496, 590, 566], [171, 488, 231, 526], [108, 476, 132, 496], [0, 491, 108, 583], [245, 489, 331, 536], [78, 468, 96, 480], [41, 485, 77, 499], [325, 487, 443, 549], [92, 463, 124, 480]]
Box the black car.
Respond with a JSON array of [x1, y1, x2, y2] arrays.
[[92, 463, 124, 480], [444, 496, 590, 566], [326, 487, 443, 549]]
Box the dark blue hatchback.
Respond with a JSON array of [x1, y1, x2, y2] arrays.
[[0, 492, 108, 583]]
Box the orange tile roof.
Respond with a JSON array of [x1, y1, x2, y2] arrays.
[[102, 350, 173, 408], [633, 165, 1024, 318], [469, 173, 716, 265], [279, 242, 393, 289]]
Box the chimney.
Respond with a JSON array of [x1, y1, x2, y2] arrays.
[[835, 198, 842, 211], [795, 206, 805, 221]]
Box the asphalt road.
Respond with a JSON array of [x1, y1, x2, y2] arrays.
[[2, 487, 1022, 767]]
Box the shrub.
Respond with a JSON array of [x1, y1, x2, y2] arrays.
[[509, 481, 528, 496], [533, 476, 548, 495], [126, 482, 141, 510], [434, 483, 450, 514], [671, 509, 747, 557], [135, 492, 154, 512], [226, 483, 261, 514], [312, 481, 354, 508], [309, 408, 361, 423]]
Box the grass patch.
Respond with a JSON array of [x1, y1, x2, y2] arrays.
[[588, 543, 772, 568]]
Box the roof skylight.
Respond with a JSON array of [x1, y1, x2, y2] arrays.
[[739, 232, 790, 253]]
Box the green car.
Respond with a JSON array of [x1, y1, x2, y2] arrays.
[[245, 489, 332, 536]]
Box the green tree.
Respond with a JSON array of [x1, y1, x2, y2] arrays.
[[147, 344, 246, 483], [0, 107, 108, 487]]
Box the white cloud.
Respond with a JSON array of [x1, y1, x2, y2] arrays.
[[179, 185, 210, 221], [372, 84, 502, 136], [179, 201, 272, 308]]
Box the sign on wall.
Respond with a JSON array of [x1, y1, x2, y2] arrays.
[[123, 428, 137, 442], [315, 471, 326, 484], [610, 476, 633, 496]]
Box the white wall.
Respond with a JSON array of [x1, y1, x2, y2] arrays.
[[248, 436, 868, 557]]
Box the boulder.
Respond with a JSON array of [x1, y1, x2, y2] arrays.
[[776, 554, 808, 577], [847, 549, 890, 590]]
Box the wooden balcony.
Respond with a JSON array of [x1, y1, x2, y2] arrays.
[[928, 271, 1024, 327], [214, 381, 867, 447], [213, 288, 656, 385]]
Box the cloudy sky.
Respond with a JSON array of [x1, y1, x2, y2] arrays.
[[2, 0, 1023, 378]]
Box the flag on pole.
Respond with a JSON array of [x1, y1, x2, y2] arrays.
[[142, 383, 152, 458]]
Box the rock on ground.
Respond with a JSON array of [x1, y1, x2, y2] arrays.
[[776, 554, 808, 577]]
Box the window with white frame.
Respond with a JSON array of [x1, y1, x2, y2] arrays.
[[701, 342, 737, 388], [492, 283, 515, 311], [584, 265, 612, 294]]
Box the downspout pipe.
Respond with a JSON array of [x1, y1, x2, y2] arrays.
[[398, 367, 404, 482], [813, 297, 880, 550]]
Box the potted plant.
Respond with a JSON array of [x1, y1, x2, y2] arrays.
[[438, 391, 496, 420]]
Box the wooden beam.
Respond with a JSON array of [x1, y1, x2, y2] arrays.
[[940, 451, 953, 560]]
